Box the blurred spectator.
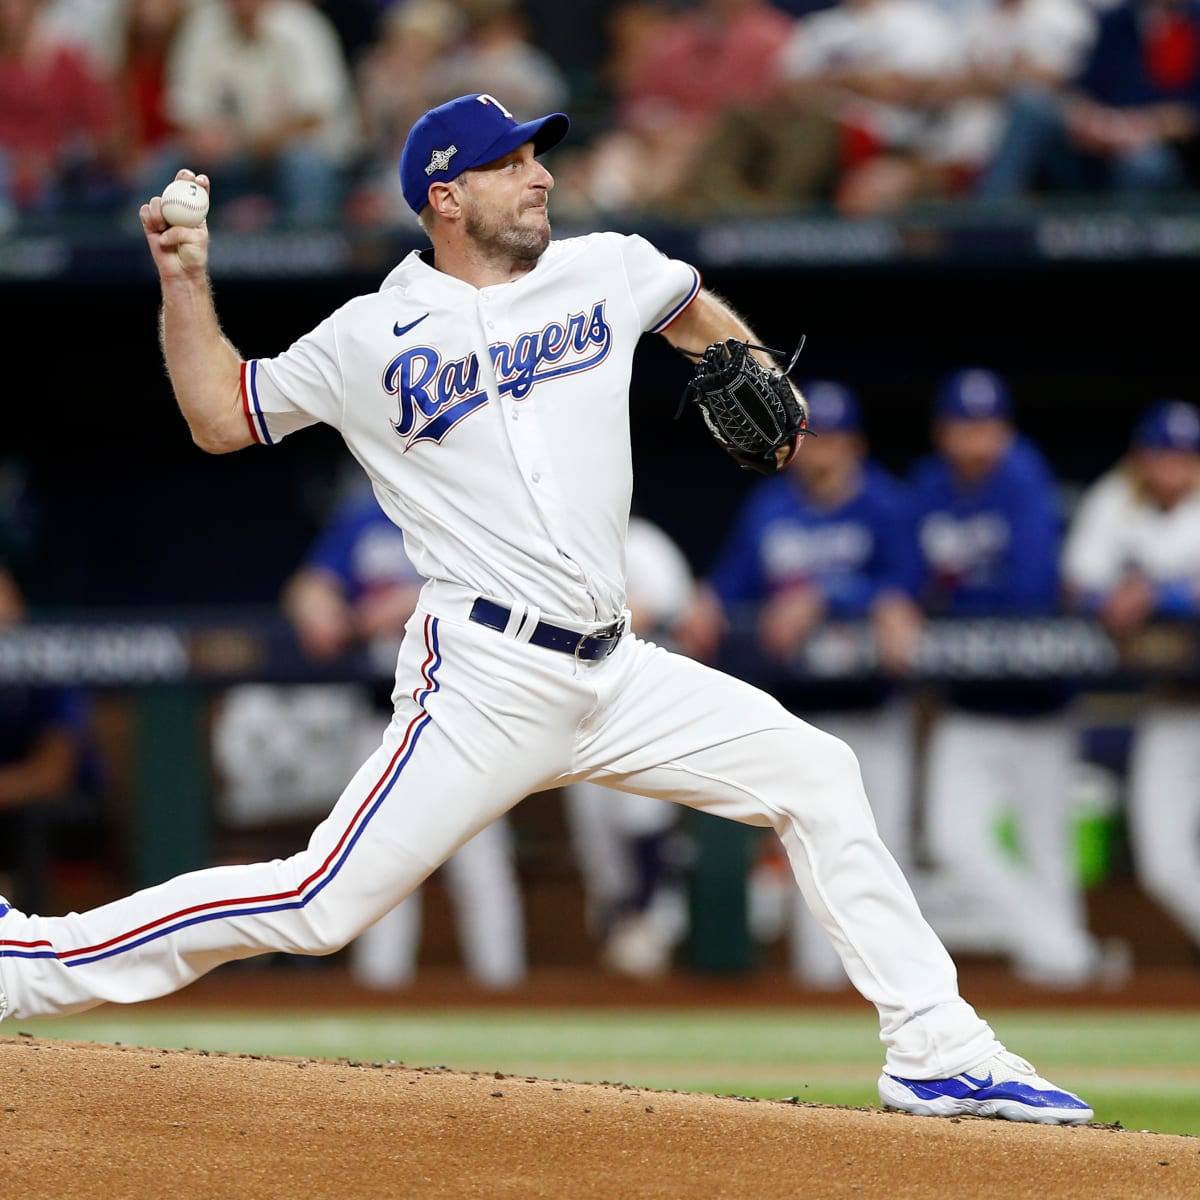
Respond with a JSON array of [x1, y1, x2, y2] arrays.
[[908, 368, 1116, 988], [920, 0, 1097, 199], [564, 514, 693, 980], [0, 0, 123, 227], [348, 0, 466, 224], [1062, 399, 1200, 958], [802, 0, 1097, 212], [436, 0, 569, 121], [111, 0, 186, 202], [677, 382, 924, 987], [151, 0, 362, 227], [281, 485, 527, 991], [674, 0, 975, 217], [554, 0, 793, 216], [776, 0, 963, 216], [977, 0, 1200, 200], [44, 0, 126, 70]]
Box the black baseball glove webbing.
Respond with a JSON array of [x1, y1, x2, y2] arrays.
[[676, 336, 810, 475]]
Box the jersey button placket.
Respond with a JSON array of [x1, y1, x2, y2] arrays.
[[484, 302, 565, 551], [487, 306, 536, 480]]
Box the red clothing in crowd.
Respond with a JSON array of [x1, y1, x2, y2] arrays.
[[619, 4, 792, 132], [0, 40, 113, 207], [122, 53, 172, 153]]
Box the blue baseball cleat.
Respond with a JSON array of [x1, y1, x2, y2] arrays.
[[879, 1050, 1093, 1125]]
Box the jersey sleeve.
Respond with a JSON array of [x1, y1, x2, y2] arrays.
[[1061, 473, 1127, 601], [240, 313, 345, 446], [1153, 578, 1200, 617], [616, 234, 702, 334]]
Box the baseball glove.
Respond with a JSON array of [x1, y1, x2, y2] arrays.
[[677, 337, 809, 475]]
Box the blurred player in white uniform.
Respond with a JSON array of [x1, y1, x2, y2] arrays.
[[565, 515, 693, 979], [1062, 400, 1200, 957], [282, 486, 525, 990], [0, 93, 1094, 1125]]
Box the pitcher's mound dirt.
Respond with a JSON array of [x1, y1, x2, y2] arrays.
[[1, 1037, 1196, 1200]]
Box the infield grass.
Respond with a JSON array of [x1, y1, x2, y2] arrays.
[[12, 1008, 1199, 1135]]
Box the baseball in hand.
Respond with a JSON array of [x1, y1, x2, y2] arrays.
[[160, 179, 210, 227]]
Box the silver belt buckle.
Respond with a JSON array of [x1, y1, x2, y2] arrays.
[[576, 615, 625, 661]]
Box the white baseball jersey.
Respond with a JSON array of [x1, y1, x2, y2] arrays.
[[241, 234, 700, 625], [1063, 467, 1200, 591]]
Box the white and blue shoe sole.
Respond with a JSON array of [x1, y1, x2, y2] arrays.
[[878, 1073, 1094, 1125]]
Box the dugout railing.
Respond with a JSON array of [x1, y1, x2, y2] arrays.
[[4, 609, 1195, 955]]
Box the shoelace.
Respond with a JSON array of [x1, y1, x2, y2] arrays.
[[993, 1050, 1037, 1076]]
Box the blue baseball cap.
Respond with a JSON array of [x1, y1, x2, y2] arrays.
[[1133, 400, 1200, 452], [935, 368, 1012, 421], [801, 381, 861, 433], [399, 93, 569, 215]]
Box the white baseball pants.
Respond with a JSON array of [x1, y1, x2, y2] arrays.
[[348, 816, 526, 990], [1127, 704, 1200, 949], [565, 781, 680, 934], [0, 592, 1000, 1078], [785, 702, 916, 988], [922, 709, 1100, 985]]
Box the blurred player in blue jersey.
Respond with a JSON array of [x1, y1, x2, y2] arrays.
[[909, 369, 1116, 988], [680, 381, 924, 987], [281, 486, 527, 990]]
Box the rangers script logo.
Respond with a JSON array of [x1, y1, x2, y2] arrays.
[[384, 302, 613, 449]]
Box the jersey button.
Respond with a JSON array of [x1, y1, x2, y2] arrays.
[[532, 472, 541, 483]]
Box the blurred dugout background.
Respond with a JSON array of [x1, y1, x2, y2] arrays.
[[2, 0, 1200, 993]]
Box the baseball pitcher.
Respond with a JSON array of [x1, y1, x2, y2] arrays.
[[0, 93, 1091, 1124]]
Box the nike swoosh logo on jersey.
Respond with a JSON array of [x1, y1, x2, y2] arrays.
[[393, 313, 430, 337]]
